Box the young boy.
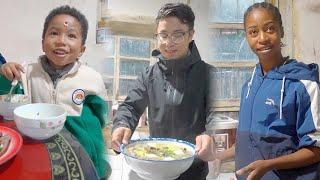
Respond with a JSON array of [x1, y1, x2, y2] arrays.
[[0, 5, 110, 179]]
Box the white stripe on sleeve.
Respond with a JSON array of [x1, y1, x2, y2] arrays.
[[300, 80, 320, 131]]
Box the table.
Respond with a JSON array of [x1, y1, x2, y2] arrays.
[[0, 118, 99, 180]]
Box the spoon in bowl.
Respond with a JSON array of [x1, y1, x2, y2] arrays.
[[5, 79, 18, 102]]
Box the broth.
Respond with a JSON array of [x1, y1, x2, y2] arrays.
[[125, 141, 193, 161]]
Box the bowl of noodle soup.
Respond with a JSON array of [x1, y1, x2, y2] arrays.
[[120, 137, 196, 180]]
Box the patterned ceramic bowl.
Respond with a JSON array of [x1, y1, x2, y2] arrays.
[[121, 138, 196, 180], [13, 103, 67, 140]]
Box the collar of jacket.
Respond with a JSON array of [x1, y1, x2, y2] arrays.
[[38, 55, 81, 78], [152, 40, 201, 75]]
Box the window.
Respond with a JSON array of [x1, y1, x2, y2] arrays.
[[118, 37, 154, 98], [87, 36, 155, 100], [208, 0, 265, 110]]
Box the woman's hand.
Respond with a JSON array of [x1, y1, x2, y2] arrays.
[[236, 159, 273, 180]]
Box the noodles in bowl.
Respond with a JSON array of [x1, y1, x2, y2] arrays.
[[124, 141, 194, 161], [121, 138, 196, 180]]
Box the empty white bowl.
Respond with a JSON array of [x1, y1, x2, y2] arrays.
[[121, 138, 196, 180], [0, 94, 30, 120], [13, 103, 67, 140]]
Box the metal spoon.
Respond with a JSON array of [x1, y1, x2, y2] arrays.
[[5, 79, 18, 102]]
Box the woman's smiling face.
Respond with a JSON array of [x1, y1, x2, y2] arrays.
[[244, 8, 283, 61]]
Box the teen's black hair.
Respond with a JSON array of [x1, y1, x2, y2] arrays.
[[156, 3, 195, 30]]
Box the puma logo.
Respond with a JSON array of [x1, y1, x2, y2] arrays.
[[265, 98, 275, 106]]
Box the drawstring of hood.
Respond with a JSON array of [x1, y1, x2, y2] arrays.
[[245, 65, 287, 119], [246, 66, 256, 99], [279, 76, 286, 119]]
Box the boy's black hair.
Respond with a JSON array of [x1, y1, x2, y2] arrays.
[[244, 2, 283, 37], [42, 5, 88, 45], [156, 3, 195, 30]]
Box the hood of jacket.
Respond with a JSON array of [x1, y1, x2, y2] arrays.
[[151, 40, 201, 75], [256, 59, 319, 81], [245, 59, 319, 120]]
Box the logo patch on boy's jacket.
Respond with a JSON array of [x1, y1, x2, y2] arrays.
[[265, 98, 275, 106], [72, 89, 85, 105]]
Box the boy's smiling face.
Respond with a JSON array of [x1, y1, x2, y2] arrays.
[[42, 14, 85, 69]]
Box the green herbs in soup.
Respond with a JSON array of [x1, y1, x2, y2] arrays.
[[126, 141, 193, 161]]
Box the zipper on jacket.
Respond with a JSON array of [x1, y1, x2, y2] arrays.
[[53, 73, 69, 104], [248, 76, 265, 159], [41, 62, 74, 104], [248, 76, 265, 136], [52, 90, 57, 104]]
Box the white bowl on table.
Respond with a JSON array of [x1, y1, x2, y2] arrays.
[[13, 103, 67, 140], [120, 138, 196, 180], [0, 94, 30, 120]]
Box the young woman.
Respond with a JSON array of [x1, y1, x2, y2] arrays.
[[217, 2, 320, 180]]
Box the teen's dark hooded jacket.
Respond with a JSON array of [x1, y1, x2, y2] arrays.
[[112, 41, 215, 179]]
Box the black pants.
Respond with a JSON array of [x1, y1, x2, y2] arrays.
[[176, 158, 208, 180]]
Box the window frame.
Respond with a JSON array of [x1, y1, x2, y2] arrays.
[[208, 0, 273, 111], [105, 35, 155, 100]]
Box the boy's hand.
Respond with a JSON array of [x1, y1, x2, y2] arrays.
[[111, 127, 132, 153], [236, 159, 272, 180], [0, 62, 24, 81], [195, 134, 215, 161]]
